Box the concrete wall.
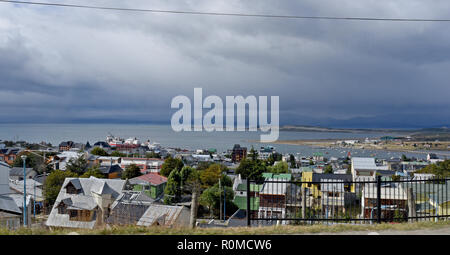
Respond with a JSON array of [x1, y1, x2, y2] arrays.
[[0, 163, 10, 195]]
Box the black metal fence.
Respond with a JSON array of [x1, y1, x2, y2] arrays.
[[246, 176, 450, 226]]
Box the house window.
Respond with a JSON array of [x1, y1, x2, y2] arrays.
[[69, 210, 78, 219], [66, 185, 78, 194]]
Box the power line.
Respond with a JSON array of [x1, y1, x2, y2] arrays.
[[1, 0, 450, 22]]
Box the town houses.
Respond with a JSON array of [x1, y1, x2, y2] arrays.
[[0, 135, 448, 230]]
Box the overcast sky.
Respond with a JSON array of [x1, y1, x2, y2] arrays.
[[0, 0, 449, 128]]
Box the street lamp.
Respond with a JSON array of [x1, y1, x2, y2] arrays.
[[21, 155, 27, 227]]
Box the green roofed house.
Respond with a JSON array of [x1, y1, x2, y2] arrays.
[[313, 152, 324, 161], [262, 173, 273, 179], [262, 173, 292, 180], [232, 175, 262, 217], [234, 196, 260, 211], [129, 173, 168, 199]]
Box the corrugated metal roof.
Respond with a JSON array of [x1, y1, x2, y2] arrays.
[[9, 167, 34, 177], [9, 179, 44, 201], [352, 157, 377, 170], [363, 183, 407, 200], [260, 178, 289, 195], [312, 173, 352, 183], [136, 204, 185, 226], [0, 195, 21, 214], [320, 179, 346, 192], [130, 173, 167, 186]]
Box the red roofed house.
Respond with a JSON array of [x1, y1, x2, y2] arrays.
[[128, 173, 168, 199]]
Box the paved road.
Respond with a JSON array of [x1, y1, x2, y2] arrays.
[[309, 227, 450, 235]]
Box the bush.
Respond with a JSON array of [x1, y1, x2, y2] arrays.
[[44, 170, 78, 205]]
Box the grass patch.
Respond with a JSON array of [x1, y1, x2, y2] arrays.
[[1, 220, 449, 235]]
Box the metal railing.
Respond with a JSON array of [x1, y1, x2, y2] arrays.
[[246, 176, 450, 226]]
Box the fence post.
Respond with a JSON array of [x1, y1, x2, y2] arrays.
[[247, 179, 251, 227], [376, 175, 382, 224], [302, 186, 306, 222], [407, 187, 416, 222]]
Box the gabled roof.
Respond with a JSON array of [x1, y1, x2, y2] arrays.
[[129, 173, 168, 186], [9, 167, 35, 177], [136, 204, 186, 227], [91, 182, 114, 195], [65, 179, 82, 190], [352, 157, 377, 170], [0, 195, 21, 214], [260, 178, 289, 195], [0, 148, 21, 155], [0, 161, 10, 168], [98, 164, 123, 174], [46, 177, 126, 229], [9, 179, 44, 201], [59, 141, 74, 147]]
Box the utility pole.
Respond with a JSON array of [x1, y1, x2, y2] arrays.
[[33, 180, 36, 219], [21, 155, 27, 227], [189, 184, 200, 229], [224, 181, 226, 221], [219, 178, 222, 221]]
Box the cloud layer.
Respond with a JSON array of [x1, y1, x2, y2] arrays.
[[0, 0, 449, 128]]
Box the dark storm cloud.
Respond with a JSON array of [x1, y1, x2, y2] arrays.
[[0, 0, 449, 127]]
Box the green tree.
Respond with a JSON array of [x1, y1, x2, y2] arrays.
[[266, 153, 282, 166], [164, 169, 182, 204], [65, 156, 88, 175], [80, 165, 105, 178], [110, 151, 126, 157], [346, 164, 352, 175], [200, 164, 223, 188], [220, 174, 233, 187], [121, 164, 142, 179], [416, 160, 450, 178], [196, 162, 213, 171], [146, 151, 161, 158], [91, 147, 109, 156], [12, 152, 44, 172], [235, 158, 267, 180], [401, 154, 410, 162], [199, 183, 236, 217], [268, 161, 289, 174], [324, 165, 333, 174], [43, 170, 78, 205], [289, 154, 297, 168], [160, 156, 184, 177], [248, 146, 258, 161]]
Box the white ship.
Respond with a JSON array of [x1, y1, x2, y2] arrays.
[[124, 137, 141, 145], [106, 133, 124, 147]]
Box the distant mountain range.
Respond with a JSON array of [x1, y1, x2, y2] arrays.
[[280, 125, 450, 135]]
